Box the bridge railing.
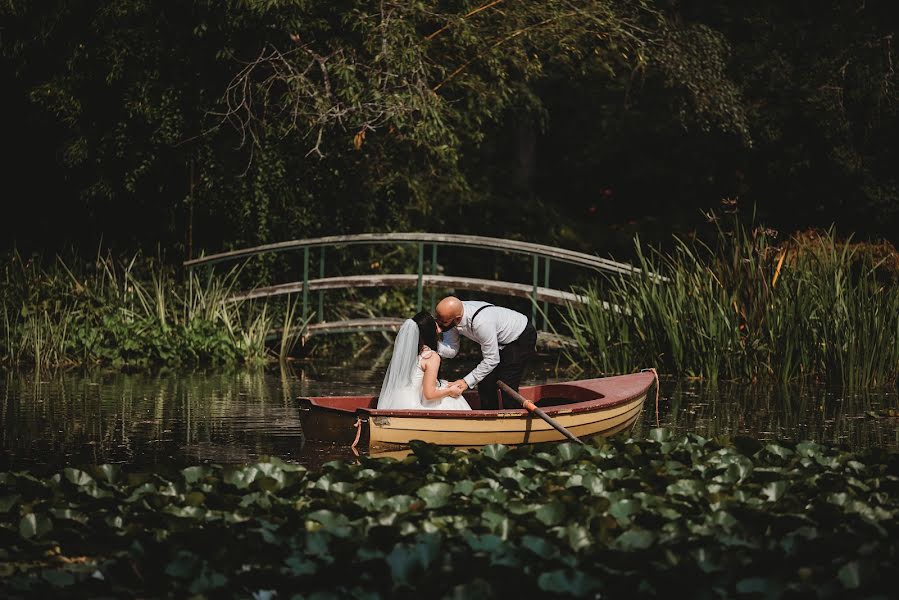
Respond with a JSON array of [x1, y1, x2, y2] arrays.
[[184, 233, 641, 332]]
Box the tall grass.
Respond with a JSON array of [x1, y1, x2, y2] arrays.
[[565, 220, 899, 387], [0, 250, 301, 369]]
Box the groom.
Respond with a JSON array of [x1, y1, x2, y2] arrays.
[[434, 296, 537, 410]]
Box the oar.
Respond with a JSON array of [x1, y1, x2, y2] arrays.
[[497, 380, 585, 445]]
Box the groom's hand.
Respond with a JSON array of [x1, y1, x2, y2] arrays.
[[450, 379, 468, 392]]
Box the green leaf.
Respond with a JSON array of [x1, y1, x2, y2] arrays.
[[609, 499, 640, 524], [165, 551, 199, 579], [64, 468, 94, 487], [565, 523, 592, 551], [538, 569, 602, 597], [49, 508, 88, 524], [765, 444, 794, 459], [614, 529, 655, 551], [285, 555, 318, 576], [386, 534, 441, 586], [649, 428, 672, 442], [416, 483, 452, 509], [0, 494, 20, 513], [42, 569, 76, 587], [556, 443, 583, 462], [761, 481, 788, 502], [838, 561, 861, 589], [482, 444, 509, 461], [182, 466, 209, 484], [306, 510, 352, 537], [521, 535, 559, 559], [535, 501, 565, 526], [19, 513, 53, 539]]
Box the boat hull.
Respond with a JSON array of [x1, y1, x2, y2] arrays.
[[298, 371, 656, 449]]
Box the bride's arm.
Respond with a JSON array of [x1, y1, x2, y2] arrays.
[[421, 353, 458, 400]]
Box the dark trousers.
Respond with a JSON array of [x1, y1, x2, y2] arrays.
[[477, 322, 537, 410]]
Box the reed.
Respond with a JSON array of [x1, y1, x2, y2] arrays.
[[0, 250, 288, 369], [565, 221, 899, 387]]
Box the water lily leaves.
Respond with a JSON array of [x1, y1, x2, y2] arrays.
[[613, 528, 655, 551], [520, 534, 560, 559], [181, 465, 209, 484], [556, 443, 583, 462], [482, 444, 509, 462], [765, 443, 794, 460], [1, 436, 897, 597], [537, 568, 602, 597], [535, 501, 566, 526], [88, 464, 122, 484], [49, 508, 88, 524], [481, 511, 510, 538], [649, 428, 672, 443], [416, 483, 452, 509], [306, 510, 352, 538], [735, 576, 785, 599], [666, 478, 706, 499], [452, 480, 475, 497], [609, 499, 640, 525], [385, 533, 441, 586], [0, 494, 20, 513], [19, 513, 53, 539], [64, 468, 94, 488], [564, 523, 592, 551], [761, 481, 789, 502], [284, 554, 318, 576], [41, 569, 75, 587], [837, 560, 862, 589]]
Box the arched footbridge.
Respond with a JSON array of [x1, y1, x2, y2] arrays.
[[184, 233, 645, 342]]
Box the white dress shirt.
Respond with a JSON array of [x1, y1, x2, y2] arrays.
[[436, 301, 528, 389]]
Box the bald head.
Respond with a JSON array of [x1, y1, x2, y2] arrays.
[[435, 296, 463, 330]]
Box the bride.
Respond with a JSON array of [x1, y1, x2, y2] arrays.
[[377, 311, 471, 410]]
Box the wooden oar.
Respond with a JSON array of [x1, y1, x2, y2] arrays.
[[497, 380, 585, 445]]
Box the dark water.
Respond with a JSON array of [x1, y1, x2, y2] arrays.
[[2, 357, 897, 471]]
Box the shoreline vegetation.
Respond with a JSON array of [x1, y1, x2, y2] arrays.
[[1, 433, 896, 597], [564, 219, 899, 387], [3, 220, 898, 387], [1, 251, 305, 370]]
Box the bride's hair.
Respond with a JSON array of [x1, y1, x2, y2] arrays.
[[413, 310, 438, 352]]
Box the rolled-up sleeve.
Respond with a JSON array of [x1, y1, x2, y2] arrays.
[[464, 325, 499, 389], [437, 328, 460, 359]]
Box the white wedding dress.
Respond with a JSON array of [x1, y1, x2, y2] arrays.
[[377, 320, 471, 411]]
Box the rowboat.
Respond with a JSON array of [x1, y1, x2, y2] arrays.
[[297, 371, 658, 450]]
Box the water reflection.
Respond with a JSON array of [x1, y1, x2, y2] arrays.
[[1, 365, 896, 471]]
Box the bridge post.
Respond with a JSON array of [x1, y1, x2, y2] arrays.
[[532, 255, 539, 325], [302, 246, 310, 319], [318, 248, 325, 322], [430, 244, 437, 309], [416, 242, 424, 311], [543, 257, 551, 330]]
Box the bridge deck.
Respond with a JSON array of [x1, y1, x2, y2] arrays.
[[267, 318, 577, 347], [185, 232, 640, 276], [230, 274, 591, 306]]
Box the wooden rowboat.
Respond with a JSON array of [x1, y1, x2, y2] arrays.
[[298, 371, 658, 450]]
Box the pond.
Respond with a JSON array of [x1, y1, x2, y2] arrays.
[[2, 351, 897, 471]]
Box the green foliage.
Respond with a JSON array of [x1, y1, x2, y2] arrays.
[[0, 250, 286, 368], [564, 215, 899, 385], [0, 434, 897, 597], [1, 0, 750, 252]]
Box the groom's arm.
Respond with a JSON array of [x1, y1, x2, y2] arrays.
[[463, 331, 500, 390], [437, 328, 460, 358]]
